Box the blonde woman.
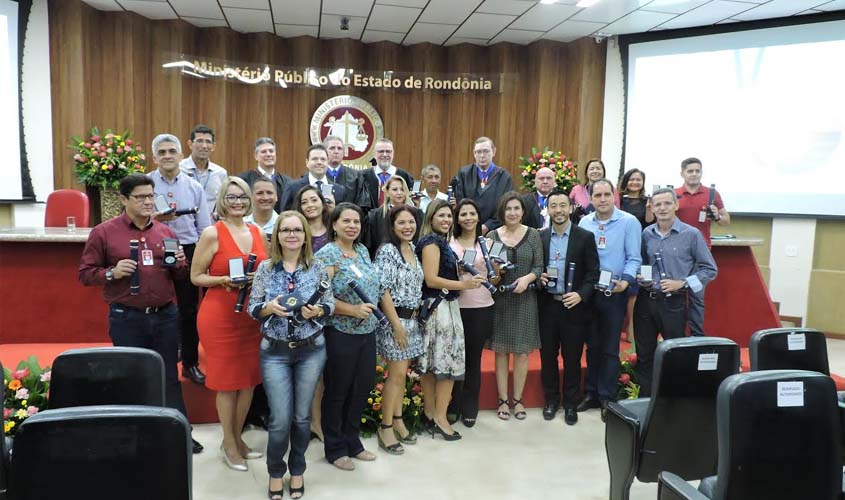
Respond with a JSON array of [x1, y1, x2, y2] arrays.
[[363, 175, 421, 258]]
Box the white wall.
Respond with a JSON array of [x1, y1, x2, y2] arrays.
[[599, 34, 817, 322], [12, 0, 51, 226]]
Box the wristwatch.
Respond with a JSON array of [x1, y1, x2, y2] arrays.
[[105, 268, 114, 281]]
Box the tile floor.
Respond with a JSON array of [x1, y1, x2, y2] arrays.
[[189, 339, 845, 500]]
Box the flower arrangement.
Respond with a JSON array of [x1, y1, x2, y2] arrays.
[[617, 350, 640, 400], [70, 127, 147, 189], [518, 147, 578, 193], [3, 356, 51, 436], [360, 357, 425, 437]]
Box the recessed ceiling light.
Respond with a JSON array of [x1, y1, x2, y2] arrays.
[[540, 0, 557, 5], [576, 0, 600, 7]]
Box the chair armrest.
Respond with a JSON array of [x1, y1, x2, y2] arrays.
[[606, 400, 645, 500], [658, 472, 710, 500]]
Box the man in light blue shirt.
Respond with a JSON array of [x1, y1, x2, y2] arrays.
[[179, 125, 227, 214], [150, 133, 212, 386], [635, 188, 717, 396], [577, 179, 642, 419]]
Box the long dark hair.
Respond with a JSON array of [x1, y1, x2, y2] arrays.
[[452, 198, 482, 239], [619, 168, 646, 197], [383, 205, 418, 250], [293, 185, 331, 228], [329, 202, 364, 243]]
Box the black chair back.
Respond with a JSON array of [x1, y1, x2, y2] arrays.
[[749, 327, 829, 375], [48, 347, 165, 409], [638, 337, 740, 481], [8, 405, 191, 500], [713, 370, 841, 500]]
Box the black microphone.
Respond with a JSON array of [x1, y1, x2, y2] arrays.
[[498, 282, 536, 293], [348, 279, 389, 326], [291, 280, 330, 327], [234, 254, 258, 313], [565, 262, 576, 294], [654, 252, 672, 297], [476, 236, 498, 280], [706, 184, 717, 220], [174, 207, 199, 216], [129, 239, 140, 295], [457, 259, 498, 294], [419, 288, 449, 325]]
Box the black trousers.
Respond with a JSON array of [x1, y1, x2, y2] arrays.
[[634, 290, 688, 397], [539, 301, 589, 409], [449, 306, 494, 419], [173, 243, 200, 367], [321, 327, 376, 463]]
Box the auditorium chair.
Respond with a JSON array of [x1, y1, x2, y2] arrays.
[[7, 405, 192, 500], [749, 327, 829, 374], [44, 189, 90, 228], [48, 347, 165, 409], [657, 370, 842, 500], [604, 337, 740, 500]]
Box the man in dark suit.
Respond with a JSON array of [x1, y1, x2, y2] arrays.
[[239, 137, 290, 213], [452, 136, 513, 233], [522, 166, 556, 229], [279, 144, 348, 211], [361, 138, 414, 211], [324, 135, 372, 211], [537, 190, 600, 425]]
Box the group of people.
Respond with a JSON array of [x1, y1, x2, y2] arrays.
[[78, 127, 729, 500]]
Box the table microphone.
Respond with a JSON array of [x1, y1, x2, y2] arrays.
[[129, 239, 140, 295], [565, 262, 576, 294], [291, 281, 330, 327], [348, 280, 389, 326], [234, 253, 257, 313]]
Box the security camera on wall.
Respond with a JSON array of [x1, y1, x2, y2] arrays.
[[340, 17, 350, 31]]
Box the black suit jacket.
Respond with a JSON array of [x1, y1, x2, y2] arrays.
[[452, 164, 513, 231], [538, 223, 600, 323], [361, 167, 414, 213], [362, 206, 423, 259], [279, 175, 349, 211], [329, 165, 372, 210], [522, 192, 543, 229], [239, 169, 291, 213]]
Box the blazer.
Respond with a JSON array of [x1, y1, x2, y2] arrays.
[[329, 164, 372, 210], [538, 223, 600, 323], [452, 163, 513, 231], [522, 192, 543, 229], [361, 166, 414, 212], [362, 206, 423, 259], [239, 169, 291, 214], [278, 175, 349, 211]]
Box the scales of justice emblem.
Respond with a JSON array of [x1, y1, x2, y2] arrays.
[[310, 96, 385, 169]]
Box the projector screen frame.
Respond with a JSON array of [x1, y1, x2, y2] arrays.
[[616, 9, 845, 220]]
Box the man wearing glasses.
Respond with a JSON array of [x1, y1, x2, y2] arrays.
[[180, 124, 227, 214], [78, 173, 204, 454], [452, 136, 514, 232], [361, 138, 414, 212]]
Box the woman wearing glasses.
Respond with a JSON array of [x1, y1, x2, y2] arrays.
[[249, 211, 333, 500], [192, 177, 268, 472]]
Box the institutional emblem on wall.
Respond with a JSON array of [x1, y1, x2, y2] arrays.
[[310, 96, 385, 169]]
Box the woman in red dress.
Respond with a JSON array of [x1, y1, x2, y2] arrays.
[[192, 176, 267, 471]]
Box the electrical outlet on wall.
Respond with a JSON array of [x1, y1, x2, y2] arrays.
[[785, 245, 798, 257]]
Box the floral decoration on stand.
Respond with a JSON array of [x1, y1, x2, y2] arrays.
[[3, 356, 51, 436], [518, 147, 578, 194], [617, 351, 639, 400], [70, 127, 147, 189], [360, 357, 425, 437]]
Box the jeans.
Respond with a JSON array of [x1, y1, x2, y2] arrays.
[[108, 302, 187, 417], [584, 292, 627, 402], [260, 335, 327, 478], [322, 327, 376, 463], [173, 243, 200, 367], [634, 291, 688, 397]]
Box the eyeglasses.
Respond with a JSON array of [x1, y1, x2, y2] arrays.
[[225, 195, 250, 203], [279, 228, 305, 236], [128, 194, 155, 201]]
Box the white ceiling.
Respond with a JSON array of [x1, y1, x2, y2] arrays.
[[81, 0, 845, 45]]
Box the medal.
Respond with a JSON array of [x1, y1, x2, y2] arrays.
[[167, 192, 173, 198]]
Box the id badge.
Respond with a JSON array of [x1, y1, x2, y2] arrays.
[[597, 236, 607, 249], [141, 249, 154, 266], [698, 210, 707, 223]]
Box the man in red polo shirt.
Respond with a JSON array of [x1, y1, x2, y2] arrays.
[[674, 157, 730, 336]]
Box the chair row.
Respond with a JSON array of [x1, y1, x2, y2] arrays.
[[2, 347, 192, 500], [605, 327, 843, 500]]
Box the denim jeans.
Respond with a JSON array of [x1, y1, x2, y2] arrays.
[[108, 302, 187, 417], [260, 335, 327, 478], [584, 292, 627, 402]]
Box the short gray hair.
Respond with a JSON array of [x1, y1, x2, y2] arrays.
[[421, 164, 441, 177], [254, 137, 275, 152], [323, 135, 343, 147], [651, 187, 678, 202], [151, 134, 182, 155]]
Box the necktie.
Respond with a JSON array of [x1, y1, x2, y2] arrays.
[[328, 168, 339, 182], [378, 172, 390, 205], [316, 180, 324, 196]]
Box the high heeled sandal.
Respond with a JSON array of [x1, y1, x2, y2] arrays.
[[268, 478, 284, 500], [393, 415, 417, 444], [512, 398, 527, 420], [431, 421, 462, 441], [497, 398, 511, 421], [289, 477, 305, 499], [377, 424, 404, 455]]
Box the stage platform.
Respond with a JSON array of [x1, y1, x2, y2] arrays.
[[3, 341, 843, 424]]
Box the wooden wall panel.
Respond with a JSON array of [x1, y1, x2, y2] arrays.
[[49, 0, 606, 192]]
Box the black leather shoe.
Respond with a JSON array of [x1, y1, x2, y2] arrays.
[[600, 400, 609, 422], [575, 395, 601, 413], [564, 408, 578, 425], [192, 438, 204, 454], [183, 365, 206, 386], [542, 401, 560, 421]]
